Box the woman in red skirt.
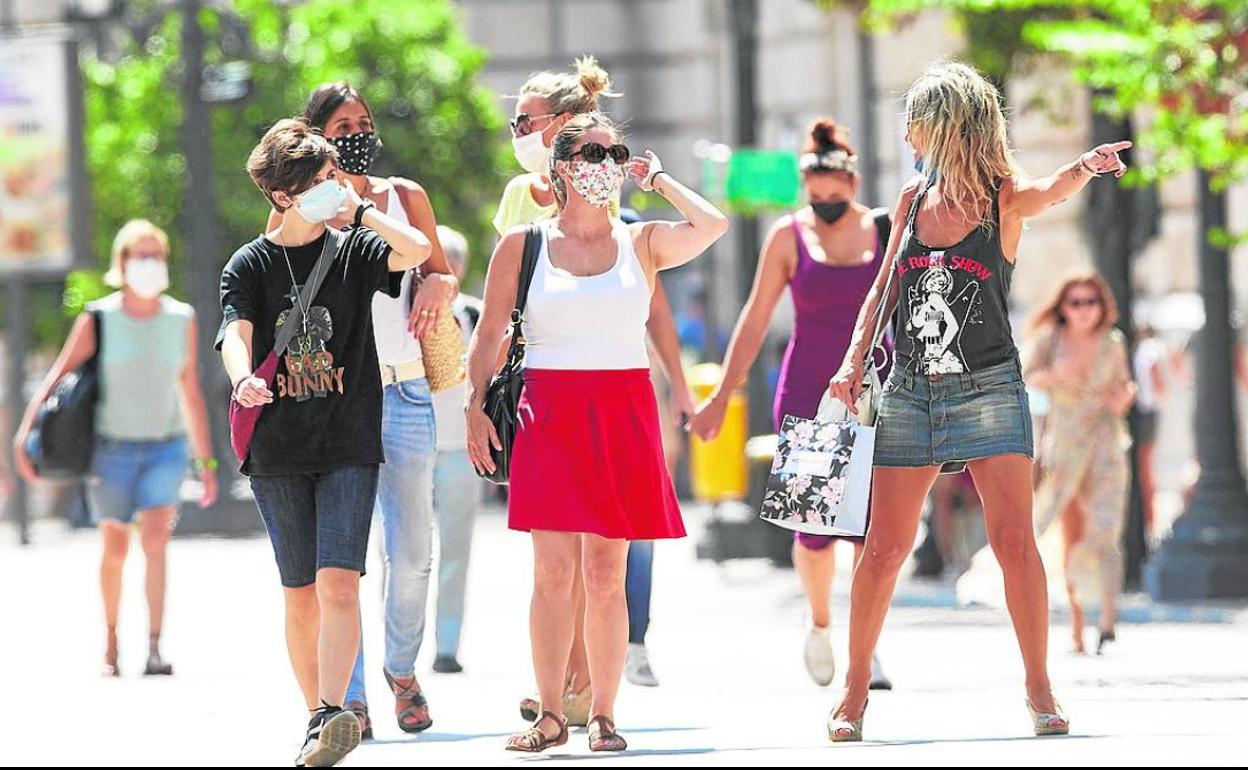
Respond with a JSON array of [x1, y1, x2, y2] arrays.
[[466, 112, 728, 753]]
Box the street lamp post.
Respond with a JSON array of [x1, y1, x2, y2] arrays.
[[1146, 173, 1248, 599]]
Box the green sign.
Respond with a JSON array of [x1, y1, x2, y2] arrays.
[[724, 149, 800, 210]]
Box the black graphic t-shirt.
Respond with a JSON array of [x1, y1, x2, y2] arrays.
[[217, 227, 401, 475], [892, 182, 1017, 375]]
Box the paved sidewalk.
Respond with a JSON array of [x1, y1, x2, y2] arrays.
[[2, 507, 1245, 766]]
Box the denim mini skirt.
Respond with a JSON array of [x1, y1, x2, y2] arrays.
[[873, 359, 1033, 470]]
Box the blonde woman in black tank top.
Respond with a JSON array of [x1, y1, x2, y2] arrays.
[[824, 62, 1131, 741]]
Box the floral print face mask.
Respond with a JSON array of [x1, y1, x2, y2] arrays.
[[564, 158, 624, 208]]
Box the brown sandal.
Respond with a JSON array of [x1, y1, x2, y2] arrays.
[[384, 671, 433, 733], [506, 710, 568, 753], [588, 715, 627, 752], [344, 700, 373, 741]]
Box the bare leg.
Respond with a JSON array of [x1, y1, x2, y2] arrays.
[[566, 538, 591, 695], [1137, 441, 1156, 535], [283, 584, 321, 710], [793, 539, 836, 628], [969, 455, 1058, 713], [580, 534, 630, 722], [1060, 499, 1087, 653], [138, 506, 176, 666], [526, 530, 579, 741], [316, 567, 362, 708], [830, 466, 940, 722], [100, 521, 129, 674]]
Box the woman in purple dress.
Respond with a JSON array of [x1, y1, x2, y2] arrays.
[[690, 119, 891, 690]]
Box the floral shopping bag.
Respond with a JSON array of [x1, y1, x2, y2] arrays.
[[759, 396, 874, 537]]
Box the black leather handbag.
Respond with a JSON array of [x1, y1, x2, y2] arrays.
[[27, 311, 103, 480], [478, 224, 542, 485]]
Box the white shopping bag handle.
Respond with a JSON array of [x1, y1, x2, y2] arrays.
[[816, 391, 851, 422]]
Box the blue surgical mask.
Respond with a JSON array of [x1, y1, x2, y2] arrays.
[[294, 179, 347, 223]]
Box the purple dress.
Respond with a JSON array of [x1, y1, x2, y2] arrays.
[[774, 215, 889, 547]]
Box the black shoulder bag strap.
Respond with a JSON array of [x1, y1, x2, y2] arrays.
[[501, 223, 544, 370]]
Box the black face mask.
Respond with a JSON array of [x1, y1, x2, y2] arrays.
[[811, 200, 849, 225], [330, 131, 381, 176]]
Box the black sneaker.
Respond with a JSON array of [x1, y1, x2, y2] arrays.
[[295, 705, 361, 767], [432, 655, 463, 674]]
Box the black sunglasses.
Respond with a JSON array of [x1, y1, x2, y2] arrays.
[[509, 112, 559, 136], [566, 142, 631, 165]]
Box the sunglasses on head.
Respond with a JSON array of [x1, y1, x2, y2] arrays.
[[510, 112, 559, 136], [1064, 297, 1103, 308], [566, 142, 631, 165]]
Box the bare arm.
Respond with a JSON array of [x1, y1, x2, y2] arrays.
[[627, 153, 729, 273], [646, 281, 695, 422], [1003, 141, 1131, 220], [689, 218, 793, 440], [340, 182, 431, 271], [394, 180, 460, 339], [12, 312, 96, 480], [177, 315, 218, 507], [1104, 333, 1137, 417], [221, 319, 272, 408], [464, 230, 526, 474]]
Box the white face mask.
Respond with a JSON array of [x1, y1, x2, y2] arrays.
[[125, 257, 169, 299], [294, 179, 347, 223], [512, 130, 550, 174]]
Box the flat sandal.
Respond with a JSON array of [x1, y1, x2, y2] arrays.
[[588, 715, 627, 752], [506, 710, 568, 753]]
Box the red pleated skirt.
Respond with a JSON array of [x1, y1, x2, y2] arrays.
[[509, 369, 685, 540]]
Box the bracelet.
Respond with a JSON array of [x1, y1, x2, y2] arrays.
[[648, 170, 670, 191], [354, 200, 375, 228], [231, 378, 248, 400], [1078, 155, 1101, 177], [193, 457, 219, 472]]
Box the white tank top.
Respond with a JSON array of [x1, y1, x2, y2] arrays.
[[372, 184, 422, 366], [522, 221, 652, 371]]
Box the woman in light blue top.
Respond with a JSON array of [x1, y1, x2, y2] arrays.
[[14, 219, 218, 677]]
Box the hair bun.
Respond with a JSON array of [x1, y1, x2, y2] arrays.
[[575, 55, 612, 98], [809, 118, 851, 153]]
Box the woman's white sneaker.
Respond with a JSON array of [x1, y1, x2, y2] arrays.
[[803, 625, 835, 687]]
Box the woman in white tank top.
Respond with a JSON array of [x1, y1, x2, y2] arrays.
[[465, 113, 728, 754], [266, 83, 457, 738]]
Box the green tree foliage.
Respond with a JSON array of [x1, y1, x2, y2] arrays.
[[78, 0, 508, 334], [861, 0, 1248, 186]]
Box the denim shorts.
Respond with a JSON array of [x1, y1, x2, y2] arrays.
[[88, 436, 188, 524], [250, 464, 380, 588], [874, 359, 1033, 470]]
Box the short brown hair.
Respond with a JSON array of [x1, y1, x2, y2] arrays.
[[246, 118, 339, 211]]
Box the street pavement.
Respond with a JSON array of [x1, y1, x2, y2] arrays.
[[2, 505, 1245, 766]]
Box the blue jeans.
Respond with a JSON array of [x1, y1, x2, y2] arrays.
[[88, 436, 188, 524], [250, 465, 380, 589], [347, 379, 436, 705], [626, 540, 654, 645], [432, 448, 480, 659]]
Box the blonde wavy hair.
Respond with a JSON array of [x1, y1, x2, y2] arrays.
[[520, 55, 620, 116], [905, 61, 1019, 230]]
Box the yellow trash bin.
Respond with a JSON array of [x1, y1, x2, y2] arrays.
[[688, 363, 748, 502]]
